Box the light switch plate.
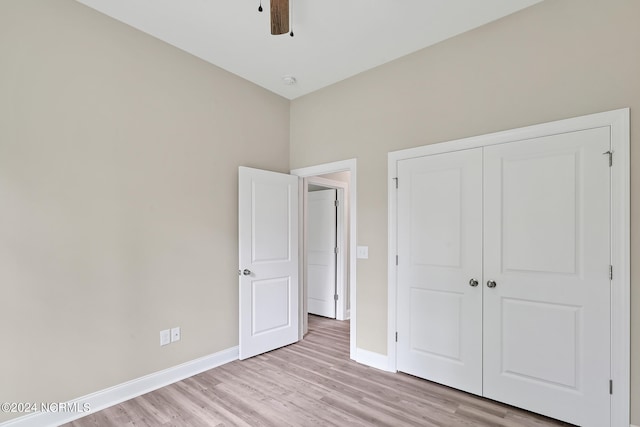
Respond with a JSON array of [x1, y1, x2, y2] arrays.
[[356, 246, 369, 259], [160, 329, 171, 346]]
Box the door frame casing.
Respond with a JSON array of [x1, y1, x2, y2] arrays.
[[292, 159, 357, 360], [387, 109, 630, 427], [305, 176, 348, 321]]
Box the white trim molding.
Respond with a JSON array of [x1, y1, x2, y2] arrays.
[[0, 347, 238, 427], [291, 159, 358, 361], [387, 108, 630, 427], [355, 347, 393, 372]]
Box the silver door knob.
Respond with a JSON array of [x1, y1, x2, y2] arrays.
[[469, 278, 479, 287], [486, 280, 497, 288], [242, 269, 251, 276]]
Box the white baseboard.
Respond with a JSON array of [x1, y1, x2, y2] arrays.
[[630, 424, 639, 427], [0, 346, 238, 427], [354, 347, 393, 372]]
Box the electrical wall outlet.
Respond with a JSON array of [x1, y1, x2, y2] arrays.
[[171, 327, 181, 343], [160, 329, 171, 346]]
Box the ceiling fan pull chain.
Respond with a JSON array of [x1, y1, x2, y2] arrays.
[[289, 0, 294, 36], [258, 0, 263, 13]]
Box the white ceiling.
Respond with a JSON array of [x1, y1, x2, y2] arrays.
[[75, 0, 542, 99]]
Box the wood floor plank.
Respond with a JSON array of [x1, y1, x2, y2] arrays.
[[64, 315, 573, 427]]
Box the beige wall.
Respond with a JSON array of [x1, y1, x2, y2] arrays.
[[0, 0, 289, 422], [290, 0, 640, 422]]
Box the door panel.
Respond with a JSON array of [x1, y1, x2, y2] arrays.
[[501, 299, 580, 388], [239, 167, 299, 360], [397, 148, 483, 395], [483, 127, 611, 426], [501, 152, 578, 274], [252, 181, 292, 263], [410, 168, 462, 268], [307, 189, 337, 318], [252, 277, 291, 335], [409, 288, 463, 361]]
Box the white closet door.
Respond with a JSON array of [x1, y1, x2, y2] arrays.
[[397, 148, 483, 395], [483, 128, 611, 426]]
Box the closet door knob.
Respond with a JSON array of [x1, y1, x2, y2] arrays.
[[469, 278, 479, 287], [486, 280, 497, 288]]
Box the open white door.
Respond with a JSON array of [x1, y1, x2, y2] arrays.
[[307, 189, 337, 318], [239, 167, 299, 360]]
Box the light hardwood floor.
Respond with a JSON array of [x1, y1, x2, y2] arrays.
[[65, 316, 573, 426]]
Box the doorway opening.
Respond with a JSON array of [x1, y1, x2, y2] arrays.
[[292, 159, 357, 360], [306, 174, 349, 322]]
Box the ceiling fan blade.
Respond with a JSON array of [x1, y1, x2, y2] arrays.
[[270, 0, 289, 35]]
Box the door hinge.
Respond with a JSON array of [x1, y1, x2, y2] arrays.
[[334, 294, 339, 301], [609, 265, 613, 280], [609, 379, 613, 395], [334, 247, 339, 254], [603, 150, 613, 167], [396, 255, 398, 266], [392, 177, 398, 189], [334, 200, 339, 207], [395, 332, 398, 342]]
